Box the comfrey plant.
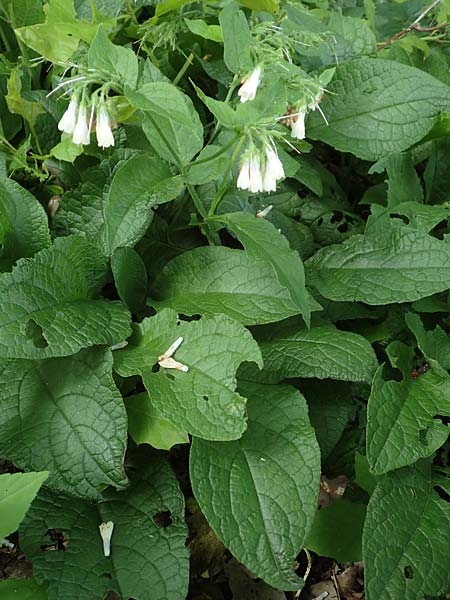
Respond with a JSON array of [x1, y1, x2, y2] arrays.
[[1, 1, 450, 600]]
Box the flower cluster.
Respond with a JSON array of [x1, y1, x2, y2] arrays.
[[237, 142, 285, 194], [58, 93, 115, 149]]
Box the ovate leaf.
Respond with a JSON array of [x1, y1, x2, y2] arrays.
[[258, 318, 377, 384], [367, 364, 450, 474], [0, 471, 48, 539], [308, 59, 450, 160], [126, 83, 204, 165], [219, 2, 253, 75], [114, 309, 262, 440], [0, 236, 131, 359], [153, 246, 303, 325], [363, 461, 450, 600], [125, 392, 189, 450], [307, 221, 450, 304], [111, 246, 148, 314], [216, 212, 311, 325], [88, 25, 138, 89], [0, 348, 128, 499], [185, 19, 223, 42], [102, 155, 184, 254], [190, 381, 320, 590], [0, 177, 50, 271], [20, 451, 189, 600]]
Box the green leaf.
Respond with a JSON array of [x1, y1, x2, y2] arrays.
[[102, 155, 184, 254], [0, 471, 48, 538], [15, 0, 100, 63], [0, 235, 131, 359], [406, 312, 450, 370], [50, 134, 84, 163], [185, 18, 223, 42], [154, 0, 192, 16], [308, 59, 450, 160], [0, 579, 48, 600], [370, 152, 423, 207], [6, 69, 44, 127], [367, 364, 450, 474], [114, 309, 262, 440], [20, 451, 189, 600], [111, 246, 148, 314], [152, 246, 304, 325], [190, 381, 320, 590], [0, 348, 128, 499], [126, 83, 204, 165], [239, 0, 279, 11], [219, 2, 253, 75], [355, 451, 377, 495], [215, 212, 311, 326], [306, 220, 450, 304], [327, 14, 376, 62], [424, 138, 450, 203], [258, 318, 378, 384], [125, 391, 189, 450], [306, 499, 366, 562], [0, 177, 50, 271], [88, 25, 138, 89], [363, 461, 450, 600]]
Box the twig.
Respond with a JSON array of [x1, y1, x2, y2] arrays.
[[377, 0, 444, 51]]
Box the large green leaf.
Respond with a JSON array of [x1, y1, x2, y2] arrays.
[[15, 0, 100, 63], [190, 381, 320, 590], [0, 236, 131, 359], [152, 246, 304, 325], [308, 59, 450, 160], [257, 318, 377, 384], [88, 25, 138, 89], [0, 177, 50, 271], [306, 221, 450, 304], [367, 364, 450, 475], [111, 246, 148, 314], [114, 309, 262, 440], [102, 154, 184, 254], [219, 2, 253, 75], [0, 348, 128, 499], [0, 471, 48, 539], [126, 83, 204, 166], [20, 451, 189, 600], [363, 461, 450, 600], [215, 212, 311, 325]]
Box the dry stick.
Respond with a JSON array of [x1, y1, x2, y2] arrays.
[[377, 0, 444, 51]]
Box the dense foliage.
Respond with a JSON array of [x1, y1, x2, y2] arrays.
[[0, 0, 450, 598]]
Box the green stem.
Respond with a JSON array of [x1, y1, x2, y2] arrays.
[[173, 52, 194, 86], [209, 136, 246, 216]]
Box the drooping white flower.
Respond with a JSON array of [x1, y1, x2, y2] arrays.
[[238, 66, 262, 103], [291, 109, 307, 140], [262, 169, 277, 193], [99, 521, 114, 557], [237, 159, 251, 190], [96, 106, 115, 149], [58, 96, 78, 134], [265, 146, 285, 180], [72, 104, 90, 145], [308, 88, 324, 111], [249, 155, 263, 193]]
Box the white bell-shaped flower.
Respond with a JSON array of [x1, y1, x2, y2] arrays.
[[249, 155, 263, 193], [72, 104, 90, 145], [291, 109, 307, 140], [237, 159, 251, 190], [58, 97, 78, 134], [262, 169, 277, 193], [265, 146, 285, 180], [238, 66, 261, 103], [96, 106, 115, 149]]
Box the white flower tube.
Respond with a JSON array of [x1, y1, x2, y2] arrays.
[[237, 159, 251, 190], [265, 146, 285, 180], [291, 109, 307, 140], [249, 155, 263, 193], [262, 169, 277, 193], [72, 104, 90, 145], [96, 106, 115, 149], [238, 66, 261, 103], [58, 97, 78, 134], [99, 521, 114, 557]]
